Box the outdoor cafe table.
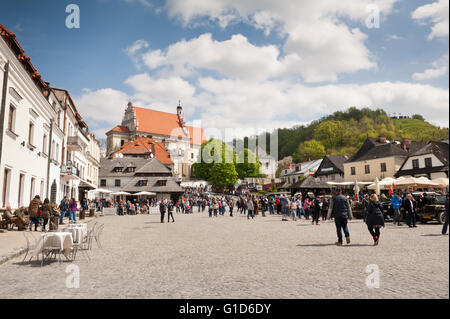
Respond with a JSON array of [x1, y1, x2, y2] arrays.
[[31, 232, 73, 258], [62, 224, 87, 243]]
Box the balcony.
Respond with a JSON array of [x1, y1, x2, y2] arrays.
[[67, 136, 85, 152], [61, 165, 79, 176]]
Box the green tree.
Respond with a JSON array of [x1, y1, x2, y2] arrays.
[[297, 139, 326, 162], [235, 148, 261, 179], [208, 163, 238, 189], [192, 138, 236, 180], [412, 114, 425, 121]]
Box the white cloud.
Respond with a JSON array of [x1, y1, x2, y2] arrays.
[[163, 0, 398, 82], [74, 88, 130, 136], [412, 54, 449, 81], [412, 0, 449, 40], [122, 0, 153, 8], [140, 33, 292, 81]]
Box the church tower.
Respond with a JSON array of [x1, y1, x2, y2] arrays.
[[177, 100, 185, 126]]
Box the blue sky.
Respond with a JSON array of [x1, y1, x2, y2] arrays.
[[1, 0, 448, 139]]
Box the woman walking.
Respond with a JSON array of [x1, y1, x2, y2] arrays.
[[366, 194, 385, 246], [69, 198, 78, 222], [303, 197, 311, 220]]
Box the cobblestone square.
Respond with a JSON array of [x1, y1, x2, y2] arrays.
[[0, 212, 448, 299]]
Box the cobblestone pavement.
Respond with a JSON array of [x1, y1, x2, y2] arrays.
[[0, 211, 448, 299]]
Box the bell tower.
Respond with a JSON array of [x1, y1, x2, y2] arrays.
[[177, 100, 185, 126]]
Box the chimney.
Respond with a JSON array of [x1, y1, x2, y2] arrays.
[[378, 136, 387, 143], [402, 138, 411, 151]]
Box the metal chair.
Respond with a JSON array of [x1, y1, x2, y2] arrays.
[[71, 228, 92, 261], [94, 224, 105, 248], [22, 231, 39, 264]]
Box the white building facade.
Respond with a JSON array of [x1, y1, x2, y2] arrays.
[[0, 26, 64, 208]]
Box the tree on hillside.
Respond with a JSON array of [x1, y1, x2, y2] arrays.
[[296, 139, 326, 162], [235, 148, 261, 179], [412, 114, 425, 121]]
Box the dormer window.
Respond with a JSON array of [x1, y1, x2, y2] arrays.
[[113, 167, 123, 173], [126, 167, 136, 173], [155, 180, 167, 186], [137, 180, 147, 186]]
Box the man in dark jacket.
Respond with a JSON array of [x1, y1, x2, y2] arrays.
[[159, 200, 167, 223], [327, 188, 353, 245], [28, 195, 42, 231], [167, 200, 175, 223], [403, 194, 417, 228]]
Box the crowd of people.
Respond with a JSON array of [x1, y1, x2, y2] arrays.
[[3, 188, 448, 246]]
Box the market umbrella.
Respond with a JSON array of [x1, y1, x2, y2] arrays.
[[432, 177, 449, 187], [375, 177, 380, 196]]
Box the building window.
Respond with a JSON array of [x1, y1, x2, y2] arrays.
[[100, 179, 106, 187], [412, 159, 419, 169], [156, 180, 167, 186], [30, 177, 35, 202], [137, 180, 148, 186], [191, 153, 194, 159], [351, 167, 356, 176], [28, 122, 35, 146], [2, 168, 11, 207], [8, 105, 16, 132], [18, 173, 25, 207], [113, 167, 123, 173], [42, 134, 48, 154], [115, 179, 121, 187], [380, 163, 387, 172], [425, 157, 432, 168], [126, 167, 136, 173], [40, 180, 45, 199], [365, 165, 370, 174]]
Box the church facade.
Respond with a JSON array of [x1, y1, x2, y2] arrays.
[[106, 102, 206, 181]]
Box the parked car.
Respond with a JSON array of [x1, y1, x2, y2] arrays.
[[418, 195, 446, 224]]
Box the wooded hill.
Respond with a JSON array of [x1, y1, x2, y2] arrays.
[[237, 107, 449, 163]]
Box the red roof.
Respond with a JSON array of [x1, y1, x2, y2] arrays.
[[133, 107, 206, 145], [110, 137, 173, 165], [108, 125, 130, 134]]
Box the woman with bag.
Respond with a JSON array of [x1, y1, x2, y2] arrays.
[[366, 194, 385, 246]]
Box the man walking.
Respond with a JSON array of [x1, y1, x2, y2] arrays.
[[403, 194, 417, 228], [59, 196, 69, 225], [327, 188, 353, 245], [391, 193, 403, 226], [159, 200, 167, 223], [167, 200, 175, 223]]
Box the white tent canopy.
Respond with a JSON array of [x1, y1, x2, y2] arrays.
[[432, 177, 449, 187], [89, 188, 113, 194], [367, 177, 397, 190], [134, 191, 157, 196], [111, 191, 131, 196]]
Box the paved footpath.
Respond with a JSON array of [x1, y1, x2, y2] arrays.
[[0, 212, 448, 299]]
